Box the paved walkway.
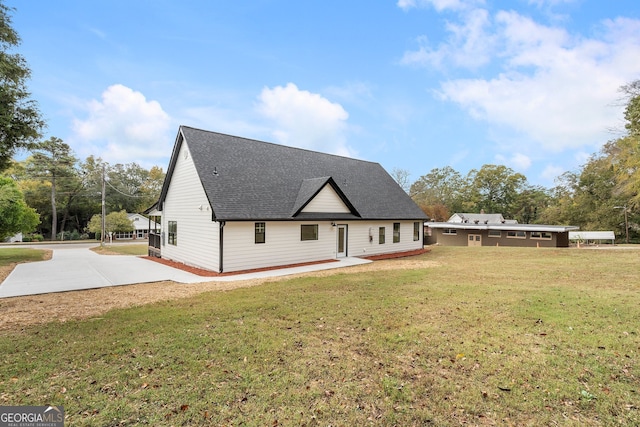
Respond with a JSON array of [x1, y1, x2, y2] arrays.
[[0, 244, 370, 298]]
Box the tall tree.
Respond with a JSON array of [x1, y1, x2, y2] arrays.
[[466, 164, 528, 218], [390, 167, 412, 194], [0, 2, 45, 171], [27, 137, 78, 239]]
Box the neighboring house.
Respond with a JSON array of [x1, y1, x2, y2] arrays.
[[5, 233, 23, 243], [112, 213, 161, 240], [425, 213, 579, 248], [148, 126, 428, 273]]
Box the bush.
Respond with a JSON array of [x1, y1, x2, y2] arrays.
[[56, 230, 84, 241]]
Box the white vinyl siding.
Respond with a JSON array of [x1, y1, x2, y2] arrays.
[[346, 221, 423, 258], [161, 141, 219, 271], [223, 222, 336, 272], [301, 185, 351, 213], [221, 220, 424, 273]]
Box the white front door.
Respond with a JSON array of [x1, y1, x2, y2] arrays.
[[337, 225, 347, 257]]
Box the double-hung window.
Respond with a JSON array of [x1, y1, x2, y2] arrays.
[[393, 223, 400, 243]]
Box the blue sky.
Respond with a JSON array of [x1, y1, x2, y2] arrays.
[[8, 0, 640, 187]]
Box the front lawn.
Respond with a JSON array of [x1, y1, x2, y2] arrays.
[[0, 247, 50, 266], [90, 244, 148, 256], [0, 247, 638, 426]]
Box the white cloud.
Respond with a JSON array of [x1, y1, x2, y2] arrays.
[[256, 83, 354, 156], [495, 153, 532, 171], [540, 164, 566, 183], [405, 6, 640, 154], [71, 84, 172, 165], [402, 8, 493, 69]]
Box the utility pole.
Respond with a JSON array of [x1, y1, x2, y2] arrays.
[[614, 205, 630, 244], [101, 166, 106, 247]]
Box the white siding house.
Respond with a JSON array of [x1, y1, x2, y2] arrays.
[[150, 127, 428, 273]]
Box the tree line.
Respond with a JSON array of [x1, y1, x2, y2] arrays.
[[6, 137, 164, 240]]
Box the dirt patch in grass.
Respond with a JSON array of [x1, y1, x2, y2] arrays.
[[0, 253, 439, 332]]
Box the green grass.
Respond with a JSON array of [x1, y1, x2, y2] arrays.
[[1, 247, 639, 426], [90, 244, 149, 256], [0, 248, 50, 266]]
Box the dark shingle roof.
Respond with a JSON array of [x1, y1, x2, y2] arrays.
[[159, 126, 427, 221]]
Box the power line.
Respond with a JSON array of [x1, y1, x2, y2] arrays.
[[104, 179, 145, 198]]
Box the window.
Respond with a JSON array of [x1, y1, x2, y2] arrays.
[[393, 223, 400, 243], [443, 229, 457, 235], [531, 231, 552, 240], [301, 224, 318, 241], [255, 222, 265, 244], [507, 230, 526, 239], [379, 227, 385, 244], [488, 230, 501, 238], [413, 222, 420, 241], [168, 221, 177, 245]]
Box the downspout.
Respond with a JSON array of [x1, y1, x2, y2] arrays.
[[219, 221, 225, 273]]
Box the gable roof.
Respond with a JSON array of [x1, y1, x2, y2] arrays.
[[450, 213, 509, 224], [290, 177, 358, 217], [158, 126, 427, 221]]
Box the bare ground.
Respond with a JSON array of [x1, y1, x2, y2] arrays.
[[0, 256, 439, 333]]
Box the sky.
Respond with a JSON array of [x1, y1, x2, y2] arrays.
[[7, 0, 640, 187]]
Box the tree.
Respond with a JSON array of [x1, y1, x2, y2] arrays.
[[466, 165, 528, 218], [0, 1, 46, 172], [27, 137, 78, 239], [390, 167, 412, 194], [410, 166, 465, 220], [86, 210, 133, 238], [0, 175, 39, 240]]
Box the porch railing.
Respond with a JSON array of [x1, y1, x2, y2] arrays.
[[148, 232, 161, 257]]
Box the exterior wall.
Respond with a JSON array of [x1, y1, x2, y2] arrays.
[[428, 228, 562, 248], [161, 142, 219, 271], [345, 221, 424, 257], [221, 220, 424, 273], [222, 221, 336, 272], [302, 186, 350, 213]]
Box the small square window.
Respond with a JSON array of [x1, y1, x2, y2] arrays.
[[301, 224, 318, 241]]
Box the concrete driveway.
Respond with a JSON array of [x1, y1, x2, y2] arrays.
[[0, 243, 206, 298], [0, 243, 371, 298]]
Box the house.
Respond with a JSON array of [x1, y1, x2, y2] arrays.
[[147, 126, 428, 273], [111, 213, 161, 240], [425, 213, 579, 248]]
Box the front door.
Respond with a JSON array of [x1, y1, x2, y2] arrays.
[[337, 225, 347, 257], [468, 234, 482, 247]]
